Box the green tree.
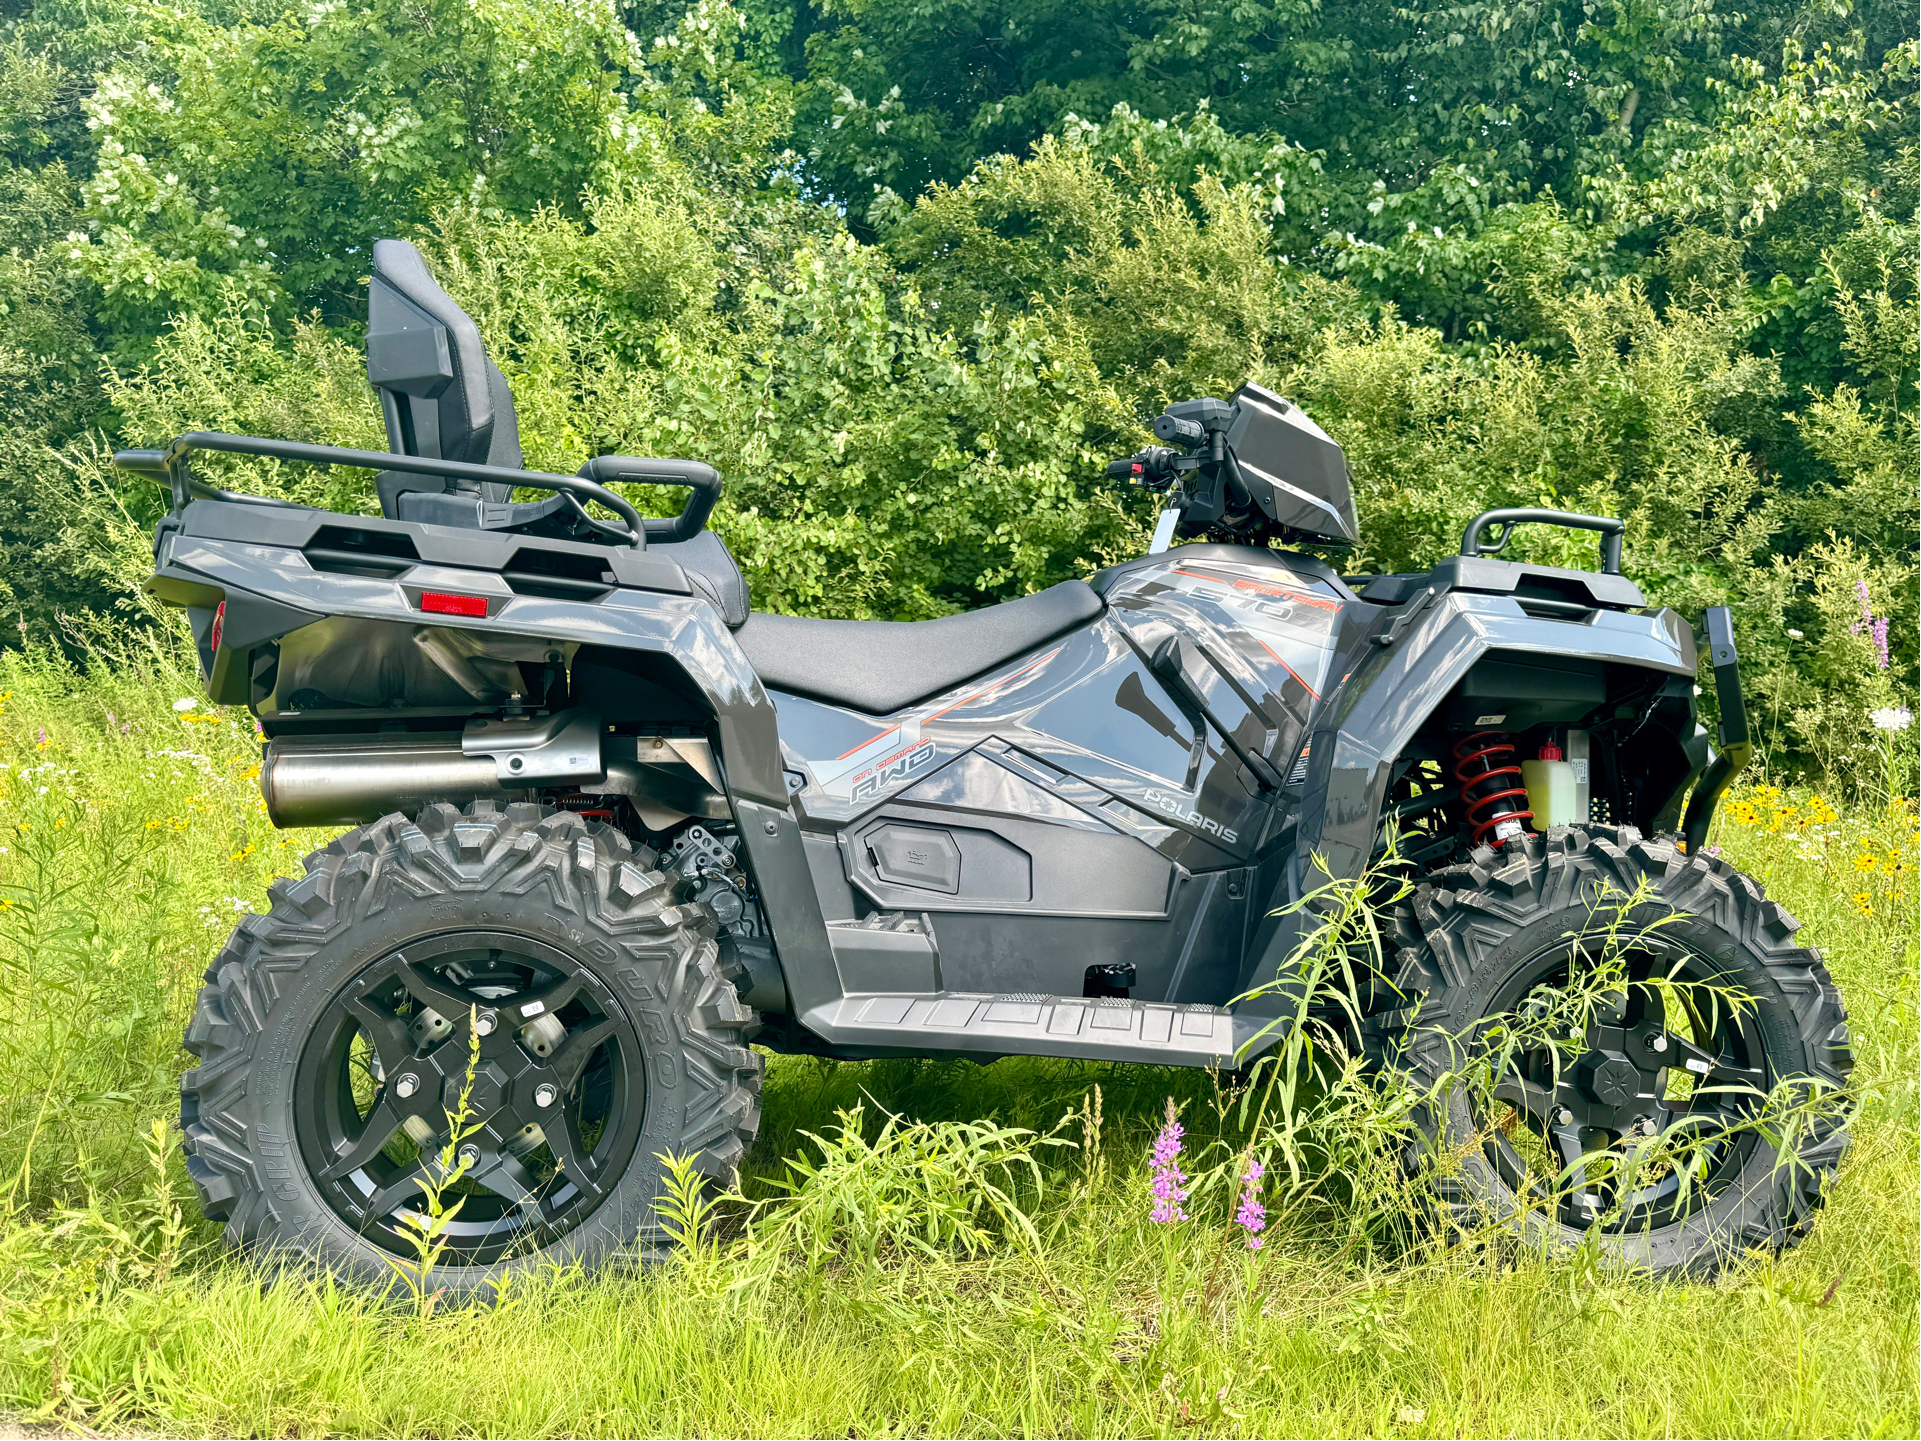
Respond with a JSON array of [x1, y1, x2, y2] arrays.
[[62, 0, 670, 340]]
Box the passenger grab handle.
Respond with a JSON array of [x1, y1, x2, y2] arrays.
[[574, 456, 721, 545], [1460, 507, 1626, 575]]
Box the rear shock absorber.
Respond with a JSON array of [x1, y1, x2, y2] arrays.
[[1451, 731, 1534, 849]]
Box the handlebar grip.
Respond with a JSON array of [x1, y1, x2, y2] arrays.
[[113, 449, 172, 483], [1153, 414, 1206, 446]]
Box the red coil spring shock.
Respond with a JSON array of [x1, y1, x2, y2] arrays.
[[1451, 731, 1534, 848]]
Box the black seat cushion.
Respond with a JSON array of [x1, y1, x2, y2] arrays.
[[734, 581, 1104, 714], [651, 530, 750, 628]]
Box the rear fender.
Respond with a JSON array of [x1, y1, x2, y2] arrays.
[[148, 514, 837, 1016]]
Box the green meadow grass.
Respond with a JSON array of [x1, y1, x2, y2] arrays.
[[0, 647, 1914, 1439]]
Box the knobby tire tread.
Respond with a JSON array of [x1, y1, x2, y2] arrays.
[[1381, 823, 1852, 1274], [179, 800, 762, 1281]]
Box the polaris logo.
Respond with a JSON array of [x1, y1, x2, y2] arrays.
[[1142, 789, 1238, 844]]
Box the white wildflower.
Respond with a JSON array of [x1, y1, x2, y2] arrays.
[[172, 697, 197, 712], [1869, 707, 1913, 733]]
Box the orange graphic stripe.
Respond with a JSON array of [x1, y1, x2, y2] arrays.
[[1253, 637, 1321, 702], [829, 646, 1064, 760]]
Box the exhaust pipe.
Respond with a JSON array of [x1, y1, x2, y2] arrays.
[[261, 710, 605, 827], [262, 733, 520, 827]]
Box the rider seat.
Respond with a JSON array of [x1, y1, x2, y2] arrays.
[[733, 581, 1103, 714]]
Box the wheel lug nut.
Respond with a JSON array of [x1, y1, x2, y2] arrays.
[[1557, 1108, 1575, 1126], [394, 1073, 419, 1099], [475, 1010, 498, 1037], [457, 1144, 480, 1170], [534, 1083, 558, 1109], [1650, 1035, 1669, 1053]]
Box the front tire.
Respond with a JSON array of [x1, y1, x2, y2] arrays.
[[1383, 824, 1852, 1277], [179, 801, 762, 1292]]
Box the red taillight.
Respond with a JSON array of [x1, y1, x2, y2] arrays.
[[419, 591, 489, 617], [209, 600, 226, 652]]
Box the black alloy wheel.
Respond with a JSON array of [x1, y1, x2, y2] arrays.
[[1477, 939, 1769, 1235], [295, 933, 647, 1266], [180, 802, 763, 1293], [1381, 824, 1851, 1276]]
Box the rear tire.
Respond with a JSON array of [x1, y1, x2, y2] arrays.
[[179, 801, 762, 1292], [1381, 824, 1851, 1277]]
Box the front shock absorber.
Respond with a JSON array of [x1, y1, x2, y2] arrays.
[[1452, 731, 1534, 848]]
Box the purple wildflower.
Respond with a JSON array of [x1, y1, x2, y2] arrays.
[[1848, 582, 1892, 668], [1235, 1160, 1267, 1250], [1149, 1100, 1188, 1224], [1854, 580, 1875, 633]]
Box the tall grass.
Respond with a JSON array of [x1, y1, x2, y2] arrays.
[[0, 644, 1914, 1438]]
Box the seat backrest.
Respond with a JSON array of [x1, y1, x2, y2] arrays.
[[367, 239, 518, 500]]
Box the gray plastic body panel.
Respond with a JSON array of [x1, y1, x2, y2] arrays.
[[161, 499, 692, 591], [1234, 589, 1697, 1012], [157, 504, 1700, 1068], [153, 523, 777, 792], [1426, 553, 1645, 609]]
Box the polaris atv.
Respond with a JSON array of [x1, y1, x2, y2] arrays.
[[122, 240, 1851, 1287]]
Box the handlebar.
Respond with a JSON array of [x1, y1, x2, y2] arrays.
[[1461, 507, 1625, 575]]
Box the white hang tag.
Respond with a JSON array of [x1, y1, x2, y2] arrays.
[[1148, 508, 1180, 555]]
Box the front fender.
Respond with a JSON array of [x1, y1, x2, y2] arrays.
[[1238, 594, 1696, 1010]]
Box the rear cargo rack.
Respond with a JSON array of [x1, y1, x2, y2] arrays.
[[115, 431, 652, 542]]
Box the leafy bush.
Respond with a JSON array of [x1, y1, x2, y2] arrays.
[[0, 0, 1912, 783]]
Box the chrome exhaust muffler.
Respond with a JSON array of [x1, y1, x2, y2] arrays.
[[261, 733, 514, 827], [261, 710, 605, 827]]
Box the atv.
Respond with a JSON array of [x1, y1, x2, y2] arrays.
[[121, 240, 1851, 1288]]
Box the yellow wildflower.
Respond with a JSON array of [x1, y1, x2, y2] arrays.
[[1853, 892, 1874, 916]]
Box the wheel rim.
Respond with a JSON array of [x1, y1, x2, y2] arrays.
[[1477, 935, 1770, 1234], [294, 931, 646, 1266]]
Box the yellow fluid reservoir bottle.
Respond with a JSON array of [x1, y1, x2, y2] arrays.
[[1523, 740, 1578, 829]]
